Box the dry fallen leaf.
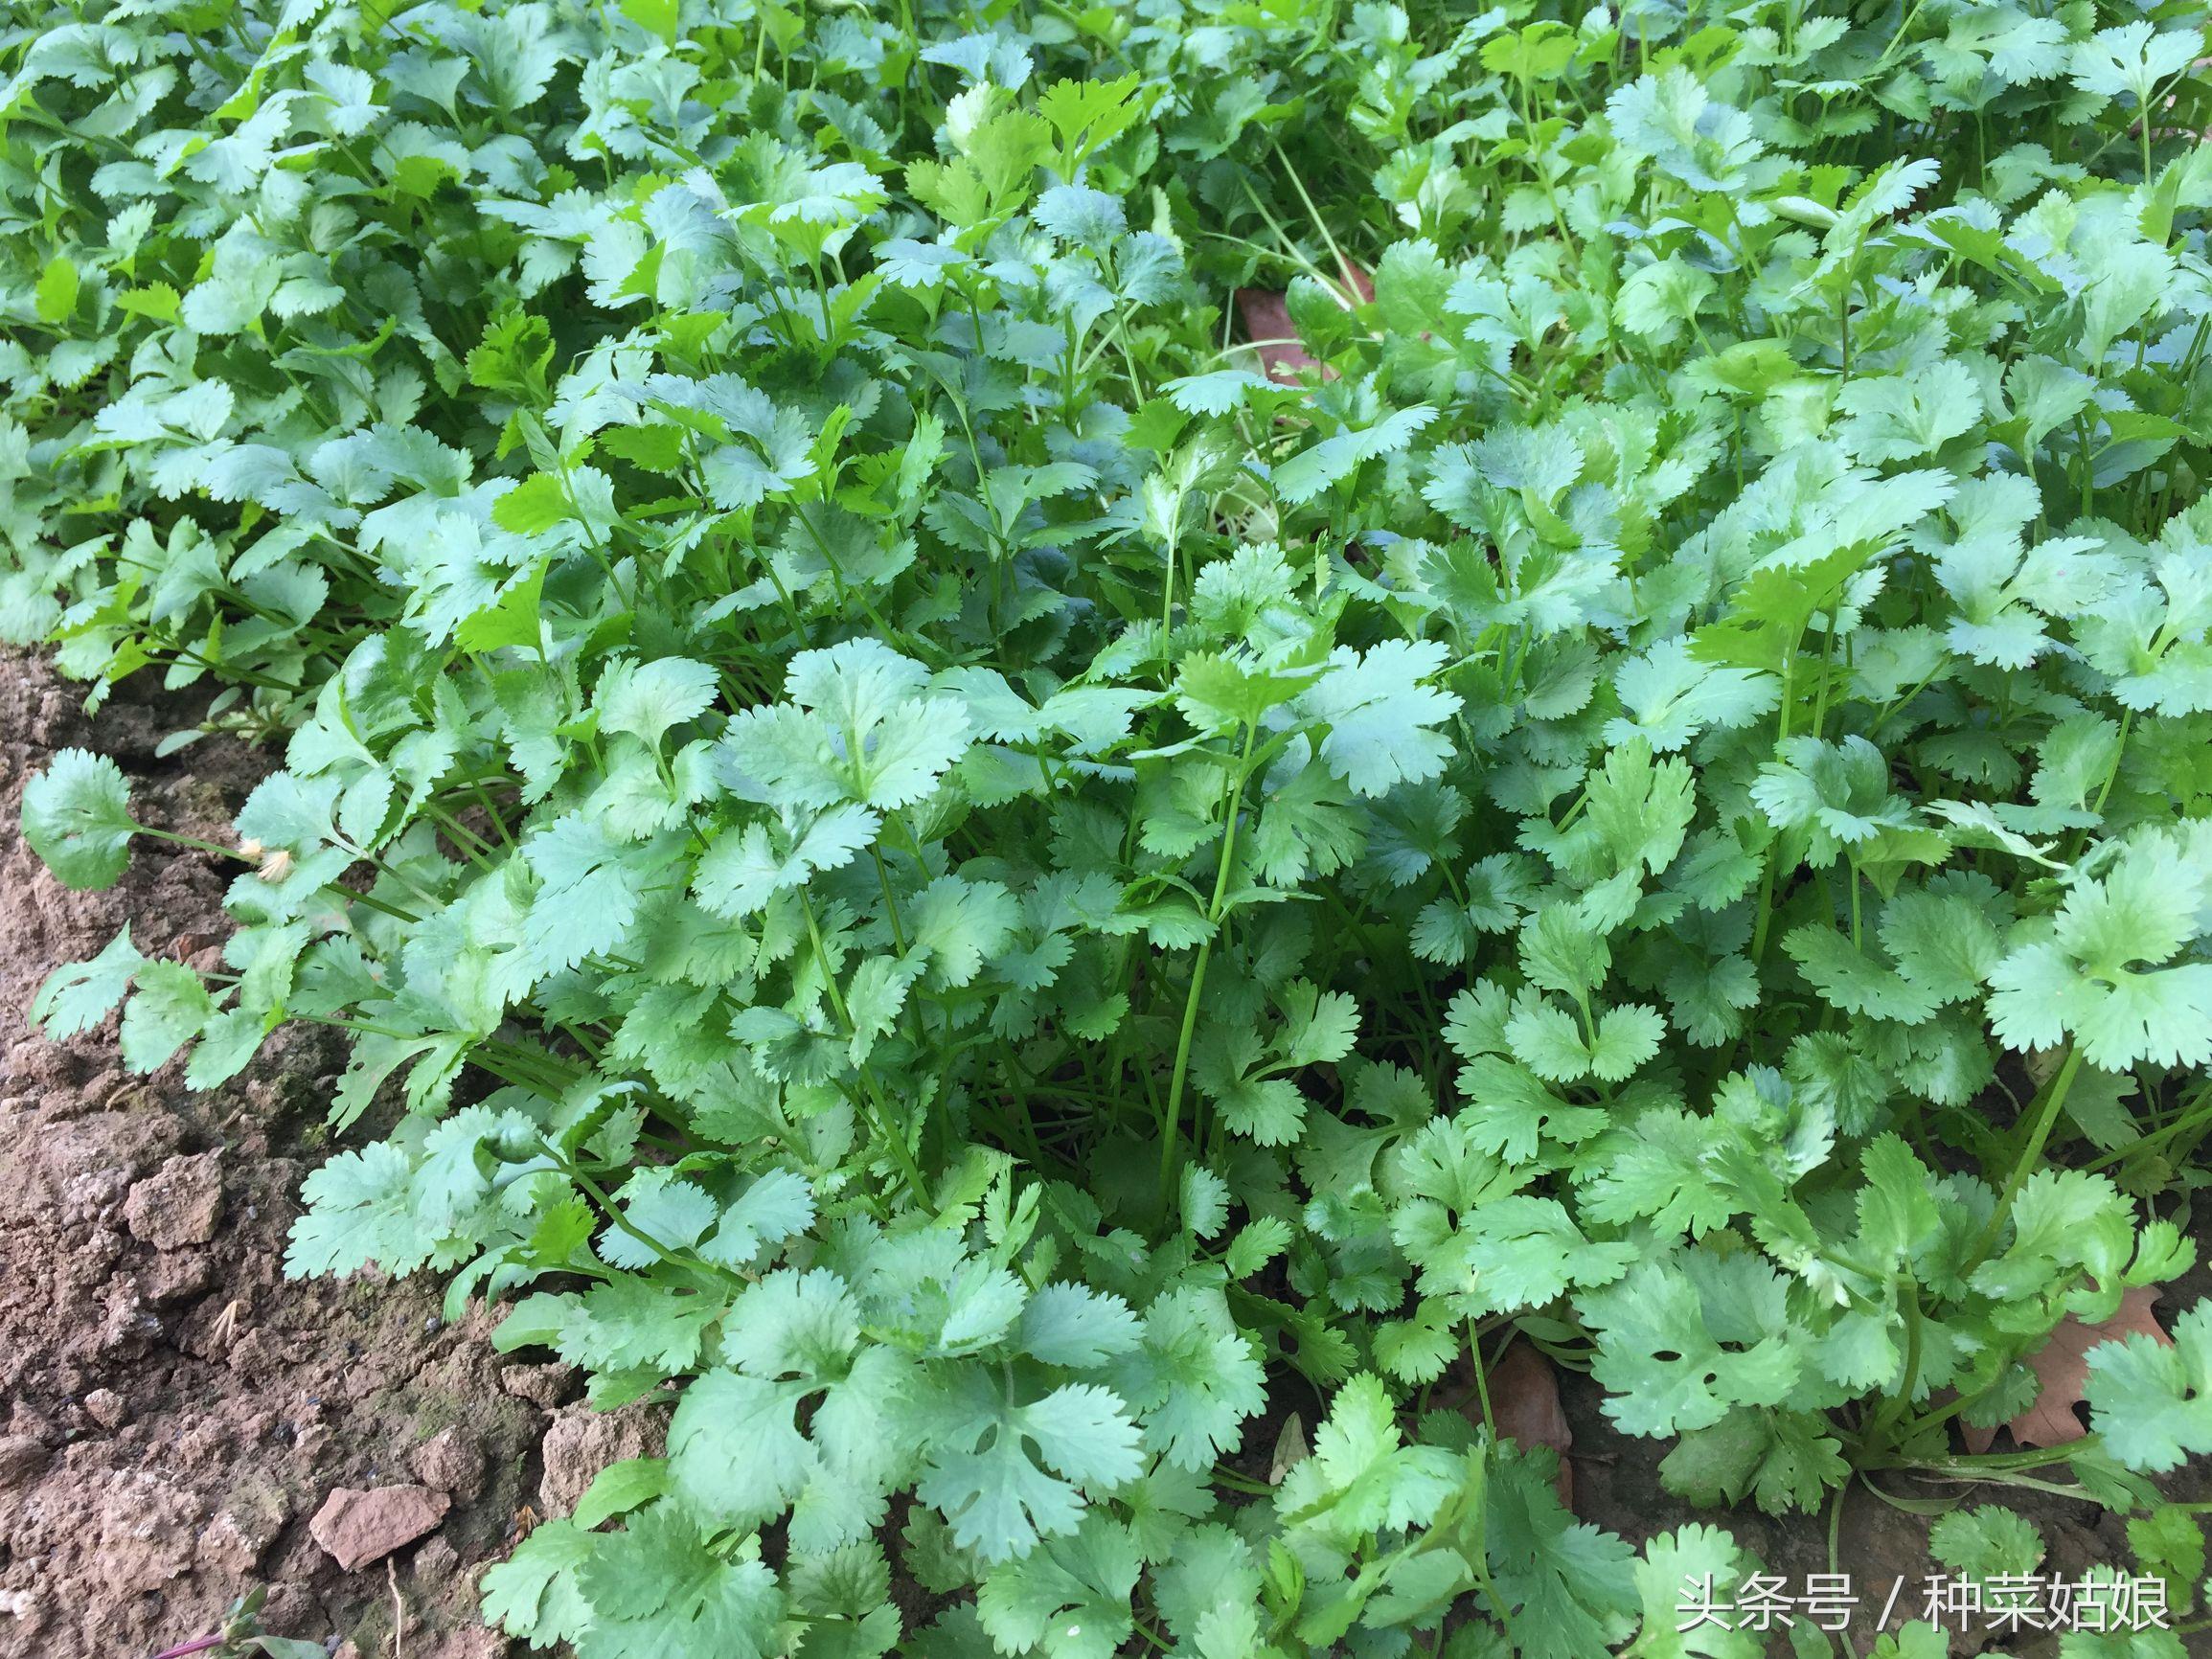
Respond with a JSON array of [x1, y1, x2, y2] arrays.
[[1232, 288, 1314, 381], [1488, 1341, 1574, 1508], [1961, 1284, 2170, 1453], [1233, 262, 1374, 383], [1268, 1411, 1309, 1486]]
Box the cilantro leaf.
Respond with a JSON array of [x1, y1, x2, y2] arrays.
[[22, 750, 137, 889]]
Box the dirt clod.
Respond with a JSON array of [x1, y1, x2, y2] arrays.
[[409, 1426, 486, 1501], [93, 1471, 203, 1593], [124, 1149, 225, 1248], [499, 1361, 579, 1409], [199, 1503, 282, 1576], [142, 1246, 217, 1304], [309, 1485, 452, 1572], [82, 1386, 126, 1428], [0, 1435, 49, 1489], [539, 1401, 668, 1514]]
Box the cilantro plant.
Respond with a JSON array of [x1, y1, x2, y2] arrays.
[[14, 0, 2212, 1651]]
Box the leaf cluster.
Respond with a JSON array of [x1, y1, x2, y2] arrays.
[[14, 0, 2212, 1652]]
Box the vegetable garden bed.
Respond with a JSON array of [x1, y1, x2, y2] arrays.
[[10, 0, 2212, 1654]]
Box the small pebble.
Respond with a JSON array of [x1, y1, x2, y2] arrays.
[[82, 1388, 126, 1429]]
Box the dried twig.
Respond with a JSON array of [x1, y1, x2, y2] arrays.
[[387, 1557, 406, 1659]]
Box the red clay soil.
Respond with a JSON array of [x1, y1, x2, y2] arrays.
[[0, 650, 660, 1659]]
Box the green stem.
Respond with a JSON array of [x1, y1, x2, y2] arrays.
[[1160, 728, 1255, 1211], [1962, 1043, 2083, 1274], [545, 1142, 740, 1284], [1859, 1277, 1925, 1456], [422, 804, 499, 870], [801, 892, 933, 1207], [1866, 1444, 2087, 1477], [2090, 708, 2132, 816], [1810, 608, 1837, 740], [1747, 843, 1782, 967], [1158, 957, 1216, 1210], [1268, 139, 1357, 302], [1159, 519, 1181, 654], [1749, 635, 1800, 968], [1468, 1328, 1499, 1443], [139, 826, 255, 862], [1826, 1479, 1847, 1579], [1213, 1465, 1275, 1496], [2082, 1080, 2212, 1173]]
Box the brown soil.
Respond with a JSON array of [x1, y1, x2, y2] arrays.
[[0, 650, 638, 1659]]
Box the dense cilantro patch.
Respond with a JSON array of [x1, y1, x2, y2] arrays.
[[11, 0, 2212, 1651]]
